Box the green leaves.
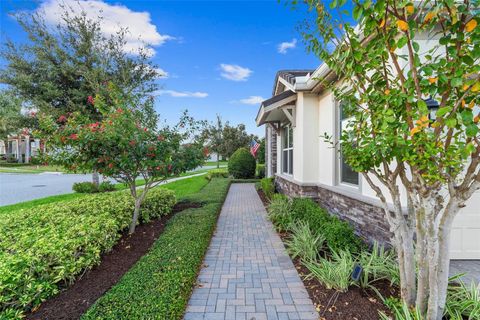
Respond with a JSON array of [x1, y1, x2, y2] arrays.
[[0, 188, 176, 318]]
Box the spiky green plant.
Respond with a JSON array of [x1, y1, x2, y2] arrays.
[[303, 250, 355, 292], [267, 194, 293, 232], [358, 242, 400, 289], [284, 221, 325, 262], [445, 275, 480, 320]]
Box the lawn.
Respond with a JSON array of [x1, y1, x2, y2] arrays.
[[203, 160, 227, 167], [0, 164, 67, 174], [82, 177, 230, 319]]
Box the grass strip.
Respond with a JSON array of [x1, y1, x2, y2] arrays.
[[82, 178, 230, 319]]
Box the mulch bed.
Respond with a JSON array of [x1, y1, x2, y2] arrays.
[[293, 256, 397, 320], [256, 188, 270, 207], [257, 188, 398, 319], [27, 201, 202, 320]]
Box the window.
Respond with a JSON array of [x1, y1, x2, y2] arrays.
[[282, 125, 293, 175], [338, 103, 359, 186]]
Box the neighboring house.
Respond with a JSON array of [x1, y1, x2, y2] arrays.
[[257, 68, 479, 259], [0, 135, 43, 163]]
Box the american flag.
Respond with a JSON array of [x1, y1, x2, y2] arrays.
[[250, 139, 260, 157]]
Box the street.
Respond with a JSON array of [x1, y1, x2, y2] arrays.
[[0, 166, 220, 206]]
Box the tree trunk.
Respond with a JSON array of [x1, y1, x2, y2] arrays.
[[129, 197, 142, 234], [92, 170, 100, 188], [415, 207, 429, 313], [217, 155, 220, 168]]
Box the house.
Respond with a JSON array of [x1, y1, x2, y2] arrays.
[[256, 65, 480, 260], [0, 134, 43, 163]]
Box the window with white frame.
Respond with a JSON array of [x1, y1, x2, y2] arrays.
[[338, 103, 359, 186], [282, 125, 293, 175]]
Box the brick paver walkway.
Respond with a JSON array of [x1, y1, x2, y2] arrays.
[[184, 184, 318, 320]]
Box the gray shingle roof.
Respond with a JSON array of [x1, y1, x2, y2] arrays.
[[261, 90, 296, 108]]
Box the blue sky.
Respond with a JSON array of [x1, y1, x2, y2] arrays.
[[0, 0, 323, 136]]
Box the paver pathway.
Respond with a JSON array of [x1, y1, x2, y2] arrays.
[[184, 183, 318, 320]]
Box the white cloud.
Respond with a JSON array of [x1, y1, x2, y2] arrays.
[[156, 68, 169, 78], [220, 64, 252, 82], [156, 90, 208, 98], [37, 0, 174, 55], [239, 96, 264, 105], [278, 39, 297, 54]]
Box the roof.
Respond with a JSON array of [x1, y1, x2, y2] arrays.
[[262, 90, 296, 108], [273, 70, 315, 95], [256, 90, 297, 126]]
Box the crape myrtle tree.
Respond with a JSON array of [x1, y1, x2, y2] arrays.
[[1, 5, 159, 185], [297, 0, 479, 319], [38, 87, 206, 234]]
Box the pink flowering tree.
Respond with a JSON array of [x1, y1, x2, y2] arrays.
[[38, 90, 206, 233]]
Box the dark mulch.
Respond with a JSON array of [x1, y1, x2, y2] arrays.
[[27, 201, 203, 320], [294, 258, 398, 320], [256, 188, 270, 207]]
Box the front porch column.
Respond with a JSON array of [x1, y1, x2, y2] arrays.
[[293, 92, 319, 183], [16, 138, 22, 163], [25, 136, 31, 163]]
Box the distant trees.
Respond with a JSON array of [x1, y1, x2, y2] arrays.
[[202, 115, 258, 167], [1, 6, 159, 181], [0, 91, 32, 159]]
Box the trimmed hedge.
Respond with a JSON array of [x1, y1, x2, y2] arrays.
[[228, 148, 256, 179], [82, 178, 231, 319], [72, 181, 116, 193], [0, 188, 176, 319]]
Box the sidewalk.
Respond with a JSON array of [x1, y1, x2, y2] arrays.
[[184, 183, 318, 320]]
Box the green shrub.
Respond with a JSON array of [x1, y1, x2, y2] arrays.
[[228, 148, 256, 179], [98, 181, 115, 192], [285, 221, 325, 262], [206, 168, 229, 181], [0, 188, 176, 318], [267, 194, 293, 232], [72, 181, 98, 193], [82, 178, 231, 319], [289, 198, 363, 253], [303, 250, 355, 292], [257, 164, 265, 178], [260, 177, 275, 200]]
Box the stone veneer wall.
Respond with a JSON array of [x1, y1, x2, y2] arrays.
[[275, 174, 392, 247]]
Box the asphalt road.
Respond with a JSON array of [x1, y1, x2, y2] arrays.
[[0, 166, 219, 206]]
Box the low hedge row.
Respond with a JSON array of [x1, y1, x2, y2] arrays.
[[268, 195, 364, 253], [82, 178, 231, 319], [0, 188, 176, 319]]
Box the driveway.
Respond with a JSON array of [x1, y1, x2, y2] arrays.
[[0, 166, 219, 206]]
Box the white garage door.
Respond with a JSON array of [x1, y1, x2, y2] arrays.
[[450, 193, 480, 260]]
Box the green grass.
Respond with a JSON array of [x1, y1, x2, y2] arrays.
[[82, 178, 230, 319], [203, 160, 227, 167], [0, 163, 69, 173]]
